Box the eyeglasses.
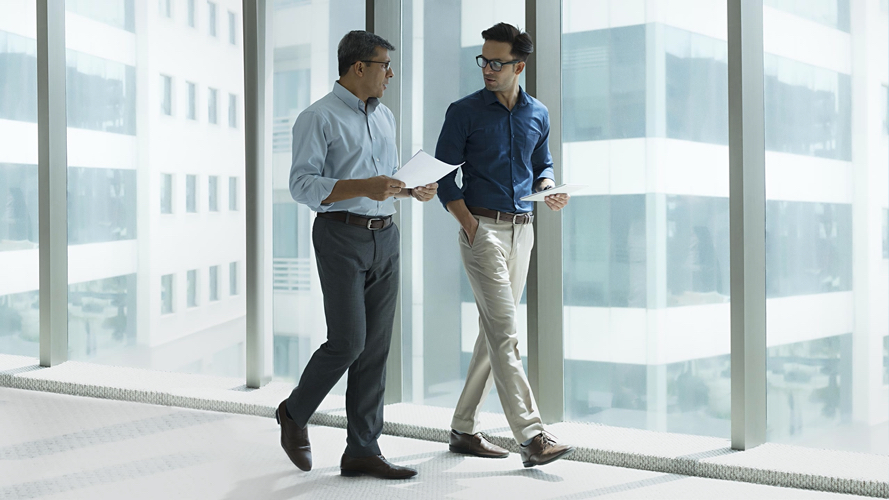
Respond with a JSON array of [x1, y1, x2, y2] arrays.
[[476, 55, 520, 72], [361, 60, 391, 70]]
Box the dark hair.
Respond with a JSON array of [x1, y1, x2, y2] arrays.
[[337, 30, 395, 77], [481, 23, 533, 62]]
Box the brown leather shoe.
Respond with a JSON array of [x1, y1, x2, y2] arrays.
[[519, 431, 574, 468], [275, 400, 311, 471], [340, 454, 418, 479], [449, 430, 509, 458]]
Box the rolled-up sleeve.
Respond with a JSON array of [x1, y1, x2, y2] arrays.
[[532, 111, 555, 186], [434, 103, 468, 209], [289, 111, 338, 210]]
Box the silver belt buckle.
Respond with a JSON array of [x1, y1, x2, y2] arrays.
[[366, 218, 382, 230]]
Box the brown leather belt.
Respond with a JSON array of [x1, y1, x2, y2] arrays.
[[468, 207, 533, 224], [316, 211, 393, 230]]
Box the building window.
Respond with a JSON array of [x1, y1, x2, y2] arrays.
[[228, 93, 237, 128], [187, 269, 198, 308], [228, 11, 236, 45], [186, 81, 197, 120], [229, 262, 238, 296], [228, 177, 238, 210], [208, 176, 218, 212], [207, 1, 217, 37], [208, 87, 218, 124], [159, 0, 172, 18], [160, 75, 172, 116], [187, 0, 196, 27], [186, 174, 197, 213], [161, 174, 172, 214], [209, 265, 219, 301], [161, 274, 174, 314]]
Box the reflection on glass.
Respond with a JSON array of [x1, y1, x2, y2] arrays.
[[187, 81, 196, 120], [764, 1, 888, 454], [228, 176, 237, 210], [0, 5, 38, 358], [188, 0, 196, 28], [228, 10, 236, 45], [68, 275, 136, 361], [68, 0, 135, 33], [228, 93, 237, 128], [561, 0, 730, 437], [229, 261, 238, 296]]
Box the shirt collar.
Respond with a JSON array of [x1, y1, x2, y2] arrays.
[[481, 86, 529, 108], [333, 81, 379, 115]]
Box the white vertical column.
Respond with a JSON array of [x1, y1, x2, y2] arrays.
[[371, 0, 406, 404], [37, 0, 68, 367], [727, 0, 767, 450], [526, 0, 564, 424], [244, 0, 274, 388]]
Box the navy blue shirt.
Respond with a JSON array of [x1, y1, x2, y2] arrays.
[[434, 87, 554, 214]]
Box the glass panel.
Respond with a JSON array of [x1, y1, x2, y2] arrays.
[[228, 176, 237, 210], [65, 1, 246, 377], [161, 75, 172, 115], [228, 11, 236, 45], [208, 1, 217, 37], [0, 1, 39, 358], [208, 87, 218, 124], [228, 92, 237, 128], [208, 175, 218, 212], [270, 0, 364, 386], [67, 0, 135, 33], [209, 265, 219, 302], [229, 261, 238, 296], [764, 2, 889, 454], [186, 174, 197, 213], [561, 1, 730, 437], [188, 0, 196, 28], [161, 173, 172, 214], [187, 81, 196, 120], [398, 0, 525, 411]]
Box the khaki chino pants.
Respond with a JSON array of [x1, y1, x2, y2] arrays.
[[450, 215, 545, 444]]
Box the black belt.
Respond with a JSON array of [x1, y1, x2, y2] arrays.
[[316, 211, 393, 230], [468, 207, 533, 225]]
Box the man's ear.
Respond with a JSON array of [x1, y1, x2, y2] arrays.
[[515, 61, 525, 76], [352, 61, 365, 78]]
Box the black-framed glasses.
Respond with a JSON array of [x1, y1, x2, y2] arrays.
[[360, 60, 391, 70], [476, 55, 520, 72]]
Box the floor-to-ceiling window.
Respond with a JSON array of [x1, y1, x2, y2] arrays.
[[0, 1, 39, 358], [561, 0, 732, 437], [763, 0, 888, 454], [397, 0, 525, 412], [270, 0, 365, 390], [60, 0, 247, 377]]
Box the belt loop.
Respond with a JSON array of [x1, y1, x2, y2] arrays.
[[495, 211, 501, 223], [344, 213, 351, 225]]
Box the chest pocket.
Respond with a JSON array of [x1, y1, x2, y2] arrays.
[[372, 114, 398, 175]]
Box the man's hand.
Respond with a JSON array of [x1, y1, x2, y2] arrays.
[[544, 192, 570, 211], [464, 216, 480, 246], [365, 175, 405, 201], [534, 178, 569, 211], [410, 182, 438, 202]]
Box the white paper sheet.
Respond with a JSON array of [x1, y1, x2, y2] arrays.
[[519, 183, 586, 202], [392, 150, 461, 188]]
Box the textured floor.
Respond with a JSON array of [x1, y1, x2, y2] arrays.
[[0, 387, 878, 500]]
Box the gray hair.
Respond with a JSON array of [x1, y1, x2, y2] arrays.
[[337, 30, 395, 77]]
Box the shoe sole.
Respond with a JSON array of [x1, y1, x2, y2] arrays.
[[522, 447, 575, 468], [340, 469, 418, 479], [449, 445, 509, 459]]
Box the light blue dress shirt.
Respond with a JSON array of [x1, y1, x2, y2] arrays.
[[289, 82, 399, 216]]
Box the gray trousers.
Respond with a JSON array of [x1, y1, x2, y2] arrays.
[[286, 216, 400, 458]]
